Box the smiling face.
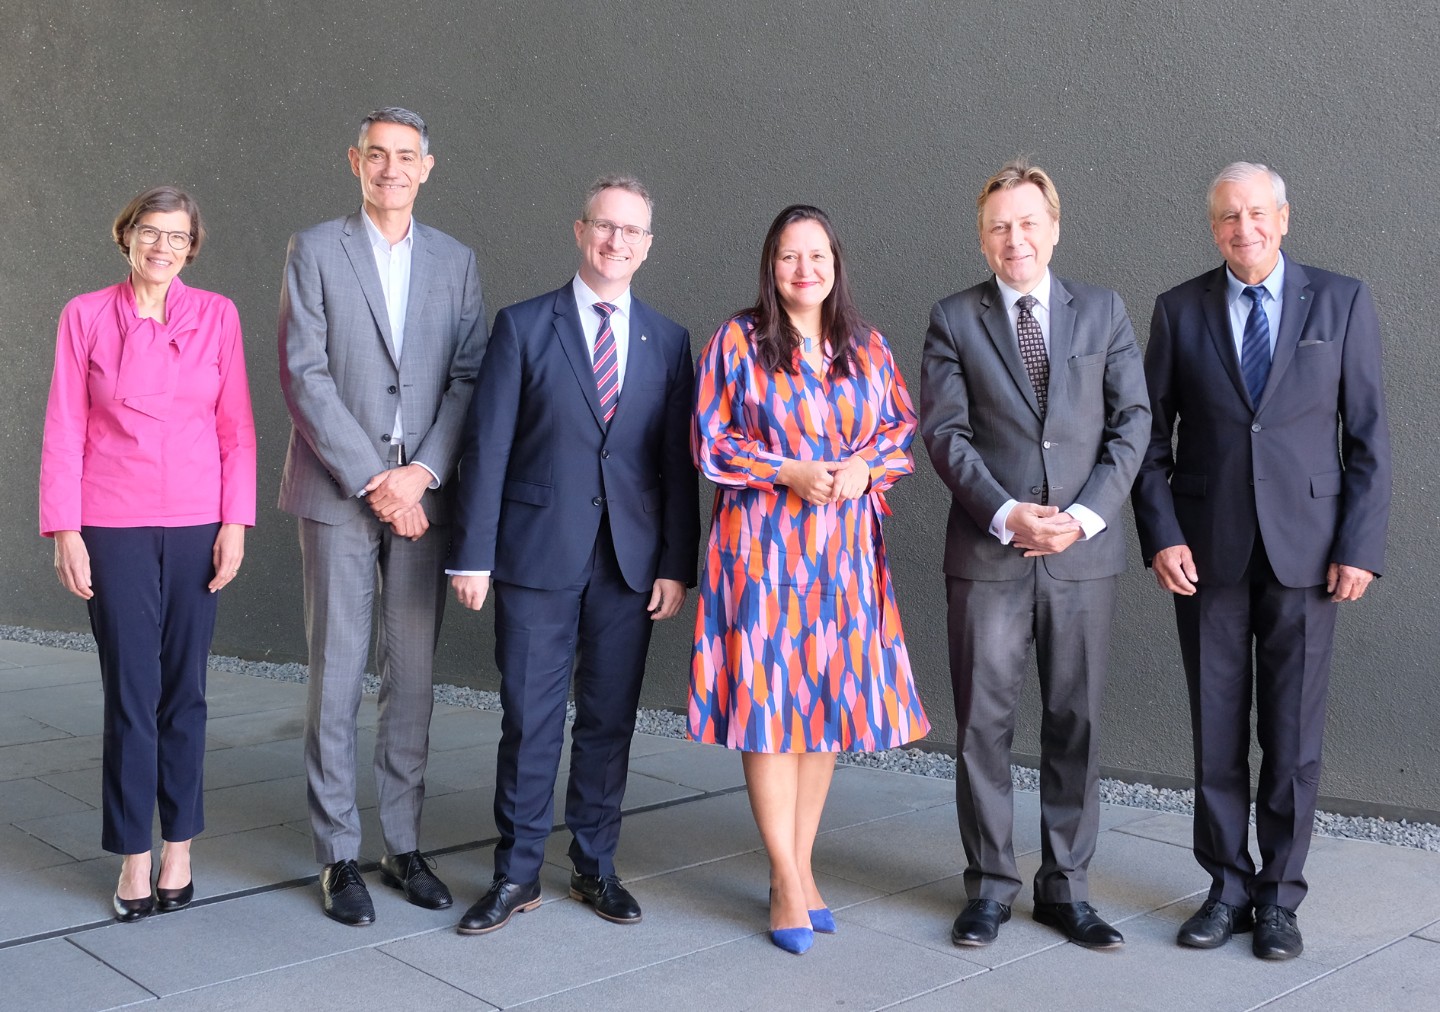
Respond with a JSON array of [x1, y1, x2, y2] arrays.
[[348, 121, 433, 219], [574, 186, 652, 298], [1210, 172, 1289, 284], [772, 218, 835, 321], [126, 209, 192, 290], [979, 182, 1059, 293]]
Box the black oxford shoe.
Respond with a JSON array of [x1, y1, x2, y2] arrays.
[[1252, 904, 1303, 960], [380, 851, 453, 910], [457, 876, 542, 935], [951, 899, 1011, 947], [569, 872, 642, 924], [321, 859, 375, 926], [1033, 901, 1125, 949], [1177, 899, 1253, 948]]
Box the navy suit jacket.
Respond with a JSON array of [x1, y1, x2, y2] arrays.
[[1131, 257, 1391, 588], [449, 283, 699, 592]]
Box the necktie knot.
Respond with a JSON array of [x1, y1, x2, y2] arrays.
[[594, 301, 617, 319], [1016, 294, 1038, 313], [1244, 285, 1265, 306]]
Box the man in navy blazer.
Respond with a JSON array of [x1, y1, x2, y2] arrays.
[[1132, 162, 1391, 960], [448, 175, 699, 935]]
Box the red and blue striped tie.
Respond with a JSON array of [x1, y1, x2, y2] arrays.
[[592, 302, 620, 423]]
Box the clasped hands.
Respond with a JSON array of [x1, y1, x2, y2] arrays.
[[779, 456, 871, 506], [363, 464, 432, 540], [1007, 502, 1082, 557]]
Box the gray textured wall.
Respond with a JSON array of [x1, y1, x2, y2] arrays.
[[4, 1, 1437, 816]]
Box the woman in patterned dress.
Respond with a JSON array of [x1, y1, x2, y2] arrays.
[[690, 205, 930, 954]]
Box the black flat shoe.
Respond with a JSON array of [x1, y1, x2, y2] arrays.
[[1033, 901, 1124, 949], [321, 859, 375, 926], [1177, 899, 1252, 948], [569, 871, 642, 924], [113, 891, 155, 922], [380, 851, 453, 910], [457, 876, 541, 935], [155, 879, 194, 913], [951, 898, 1011, 947]]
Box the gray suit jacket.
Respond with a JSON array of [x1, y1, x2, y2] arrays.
[[277, 212, 487, 525], [920, 274, 1150, 581]]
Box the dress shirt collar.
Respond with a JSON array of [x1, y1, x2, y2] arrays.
[[995, 270, 1053, 314], [1225, 252, 1285, 307], [360, 207, 414, 252], [572, 274, 632, 320]]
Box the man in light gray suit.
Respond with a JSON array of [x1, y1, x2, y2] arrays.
[[921, 161, 1149, 950], [279, 107, 487, 926]]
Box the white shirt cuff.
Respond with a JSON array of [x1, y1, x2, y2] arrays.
[[1065, 503, 1106, 540], [989, 499, 1018, 545], [445, 570, 491, 577]]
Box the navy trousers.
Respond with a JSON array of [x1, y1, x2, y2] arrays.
[[490, 516, 655, 882], [84, 524, 220, 854]]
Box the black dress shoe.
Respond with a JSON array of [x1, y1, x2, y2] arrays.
[[1177, 899, 1253, 948], [457, 876, 542, 935], [113, 891, 155, 923], [1252, 904, 1303, 960], [569, 872, 642, 924], [321, 859, 375, 926], [380, 851, 453, 910], [951, 899, 1012, 947], [155, 879, 195, 913], [1033, 901, 1124, 949]]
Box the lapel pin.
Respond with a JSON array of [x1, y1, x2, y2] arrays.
[[641, 333, 648, 341]]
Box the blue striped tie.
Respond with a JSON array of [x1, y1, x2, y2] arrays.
[[1240, 285, 1271, 403], [592, 302, 619, 423]]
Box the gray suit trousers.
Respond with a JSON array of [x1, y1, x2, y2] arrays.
[[947, 567, 1115, 905], [299, 513, 446, 864]]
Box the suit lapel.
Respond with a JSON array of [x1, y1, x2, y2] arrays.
[[554, 288, 607, 429], [1046, 277, 1076, 410], [609, 299, 657, 431], [979, 280, 1042, 419], [1258, 257, 1312, 410], [402, 222, 434, 351], [1199, 266, 1251, 407], [340, 213, 399, 366]]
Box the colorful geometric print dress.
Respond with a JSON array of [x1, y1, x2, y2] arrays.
[[688, 314, 931, 753]]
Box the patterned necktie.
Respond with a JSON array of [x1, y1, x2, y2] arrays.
[[1240, 285, 1272, 404], [1015, 294, 1049, 417], [591, 302, 619, 423]]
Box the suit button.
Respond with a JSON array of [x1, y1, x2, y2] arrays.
[[388, 385, 397, 394], [1251, 423, 1262, 432], [1043, 441, 1051, 449], [380, 433, 391, 443], [601, 450, 610, 459], [591, 496, 603, 507], [1030, 486, 1042, 495]]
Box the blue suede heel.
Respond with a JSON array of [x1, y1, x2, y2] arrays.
[[809, 907, 837, 933], [770, 926, 814, 954]]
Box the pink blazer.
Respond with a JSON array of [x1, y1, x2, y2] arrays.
[[39, 277, 256, 535]]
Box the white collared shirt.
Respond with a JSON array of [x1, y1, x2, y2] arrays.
[[985, 269, 1106, 544], [1225, 253, 1286, 361], [572, 274, 632, 391]]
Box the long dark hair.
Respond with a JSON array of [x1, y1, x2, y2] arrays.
[[746, 204, 865, 378]]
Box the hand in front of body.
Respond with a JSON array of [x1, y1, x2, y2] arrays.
[[778, 458, 840, 505], [1008, 503, 1082, 556], [1328, 563, 1374, 603], [1152, 544, 1198, 595], [452, 573, 490, 611], [648, 578, 687, 621], [207, 523, 247, 592], [829, 456, 871, 501], [53, 530, 93, 600], [363, 464, 431, 521], [387, 504, 430, 541]]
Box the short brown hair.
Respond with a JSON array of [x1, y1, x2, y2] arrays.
[[976, 160, 1061, 229], [112, 185, 206, 264], [581, 174, 654, 225]]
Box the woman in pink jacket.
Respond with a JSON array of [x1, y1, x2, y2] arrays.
[[39, 186, 256, 922]]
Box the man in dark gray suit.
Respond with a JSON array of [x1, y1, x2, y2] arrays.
[[279, 107, 487, 926], [1133, 163, 1390, 960], [921, 160, 1150, 950]]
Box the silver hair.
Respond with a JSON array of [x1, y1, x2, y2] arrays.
[[582, 174, 654, 224], [1208, 161, 1287, 216], [358, 107, 430, 157]]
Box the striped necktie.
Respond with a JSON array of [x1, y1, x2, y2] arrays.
[[1240, 285, 1272, 403], [592, 302, 620, 423]]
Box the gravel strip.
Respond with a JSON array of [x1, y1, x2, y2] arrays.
[[6, 623, 1436, 852]]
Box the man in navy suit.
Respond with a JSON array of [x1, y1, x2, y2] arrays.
[[1132, 162, 1391, 960], [448, 175, 699, 934]]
